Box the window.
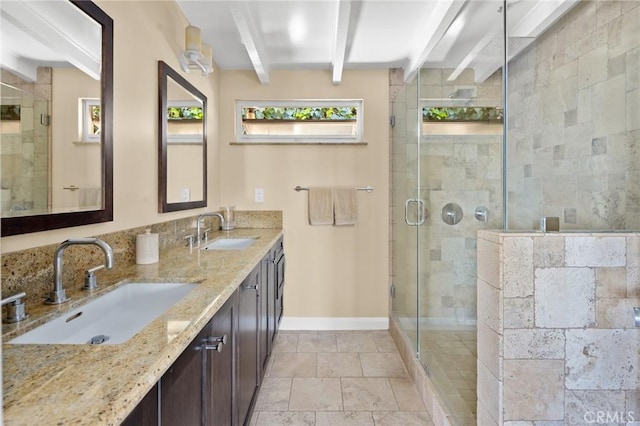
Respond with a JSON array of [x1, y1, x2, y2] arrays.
[[235, 100, 363, 144], [421, 106, 503, 136], [167, 100, 204, 144], [423, 106, 503, 122], [81, 98, 100, 143]]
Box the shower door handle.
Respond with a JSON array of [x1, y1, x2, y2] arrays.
[[405, 199, 426, 226]]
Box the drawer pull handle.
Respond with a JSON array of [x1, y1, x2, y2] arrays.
[[203, 335, 227, 352]]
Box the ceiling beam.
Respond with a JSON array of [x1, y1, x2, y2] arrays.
[[331, 0, 351, 85], [229, 2, 270, 85], [447, 27, 498, 82], [448, 0, 579, 83], [510, 0, 579, 38], [403, 0, 466, 83], [0, 50, 37, 82], [1, 0, 101, 80]]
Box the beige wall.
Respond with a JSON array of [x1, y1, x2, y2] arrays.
[[219, 70, 390, 319], [52, 68, 101, 211], [1, 0, 221, 253]]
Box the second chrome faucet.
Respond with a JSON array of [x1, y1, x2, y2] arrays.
[[45, 238, 114, 305], [196, 212, 226, 246]]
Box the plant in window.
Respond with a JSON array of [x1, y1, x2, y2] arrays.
[[167, 106, 203, 120], [423, 106, 502, 122]]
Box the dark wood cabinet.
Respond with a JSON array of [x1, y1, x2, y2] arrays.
[[265, 237, 285, 360], [259, 254, 270, 377], [122, 237, 284, 426], [237, 265, 260, 426], [274, 240, 285, 329], [121, 383, 158, 426], [204, 291, 236, 426], [160, 325, 209, 426]]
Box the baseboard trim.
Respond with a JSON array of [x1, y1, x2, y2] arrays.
[[279, 317, 389, 331]]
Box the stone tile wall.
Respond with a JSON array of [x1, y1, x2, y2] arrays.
[[507, 0, 640, 230], [0, 67, 51, 213], [477, 230, 640, 425]]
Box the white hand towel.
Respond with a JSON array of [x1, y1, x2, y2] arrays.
[[308, 187, 334, 225], [79, 187, 101, 209], [333, 187, 357, 226]]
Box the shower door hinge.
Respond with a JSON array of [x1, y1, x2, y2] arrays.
[[390, 115, 395, 128], [390, 284, 396, 298]]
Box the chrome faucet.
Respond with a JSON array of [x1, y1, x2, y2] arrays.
[[196, 212, 226, 246], [45, 238, 114, 305]]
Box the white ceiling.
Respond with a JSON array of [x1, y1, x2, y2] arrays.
[[0, 0, 578, 85], [0, 0, 102, 82], [177, 0, 579, 84]]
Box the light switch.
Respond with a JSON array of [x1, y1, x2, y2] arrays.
[[254, 188, 264, 203]]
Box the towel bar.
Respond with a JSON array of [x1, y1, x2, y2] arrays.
[[294, 185, 373, 193]]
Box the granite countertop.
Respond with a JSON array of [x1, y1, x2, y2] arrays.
[[2, 228, 283, 425]]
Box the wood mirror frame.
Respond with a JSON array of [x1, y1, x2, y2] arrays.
[[1, 0, 113, 236], [158, 61, 207, 213]]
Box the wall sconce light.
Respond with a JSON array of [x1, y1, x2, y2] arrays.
[[179, 25, 213, 75]]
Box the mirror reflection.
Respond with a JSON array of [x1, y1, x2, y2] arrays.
[[158, 61, 207, 212], [0, 0, 113, 235]]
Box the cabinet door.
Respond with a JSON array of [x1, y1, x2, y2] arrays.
[[274, 243, 285, 328], [160, 329, 206, 426], [266, 245, 277, 351], [258, 253, 271, 376], [121, 383, 159, 426], [204, 291, 237, 426], [237, 266, 260, 426]]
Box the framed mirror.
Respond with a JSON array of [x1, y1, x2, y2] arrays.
[[0, 0, 113, 236], [158, 61, 207, 212]]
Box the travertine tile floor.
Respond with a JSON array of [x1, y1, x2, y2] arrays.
[[421, 328, 477, 426], [250, 330, 435, 426]]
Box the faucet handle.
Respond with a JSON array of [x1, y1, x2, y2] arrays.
[[2, 292, 29, 323], [84, 265, 105, 290], [202, 228, 211, 242], [184, 234, 195, 250]]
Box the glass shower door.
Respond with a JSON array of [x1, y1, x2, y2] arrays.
[[417, 62, 504, 422], [390, 70, 422, 354]]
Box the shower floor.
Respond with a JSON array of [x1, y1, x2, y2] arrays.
[[421, 326, 477, 426]]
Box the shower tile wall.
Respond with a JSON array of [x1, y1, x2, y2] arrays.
[[391, 66, 503, 325], [0, 67, 51, 213], [418, 68, 502, 325], [507, 0, 640, 230]]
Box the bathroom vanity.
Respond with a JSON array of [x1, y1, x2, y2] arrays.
[[2, 228, 285, 425]]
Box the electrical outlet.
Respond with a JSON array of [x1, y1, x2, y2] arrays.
[[254, 188, 264, 203], [180, 188, 190, 202]]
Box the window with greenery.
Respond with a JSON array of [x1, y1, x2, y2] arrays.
[[167, 106, 203, 121], [236, 100, 363, 144], [81, 98, 100, 143], [167, 101, 204, 144], [423, 106, 503, 122]]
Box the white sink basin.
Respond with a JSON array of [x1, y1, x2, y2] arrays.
[[202, 237, 257, 250], [8, 283, 197, 345]]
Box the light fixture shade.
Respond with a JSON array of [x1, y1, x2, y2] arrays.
[[180, 25, 213, 75], [201, 43, 213, 71], [185, 25, 201, 52]]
